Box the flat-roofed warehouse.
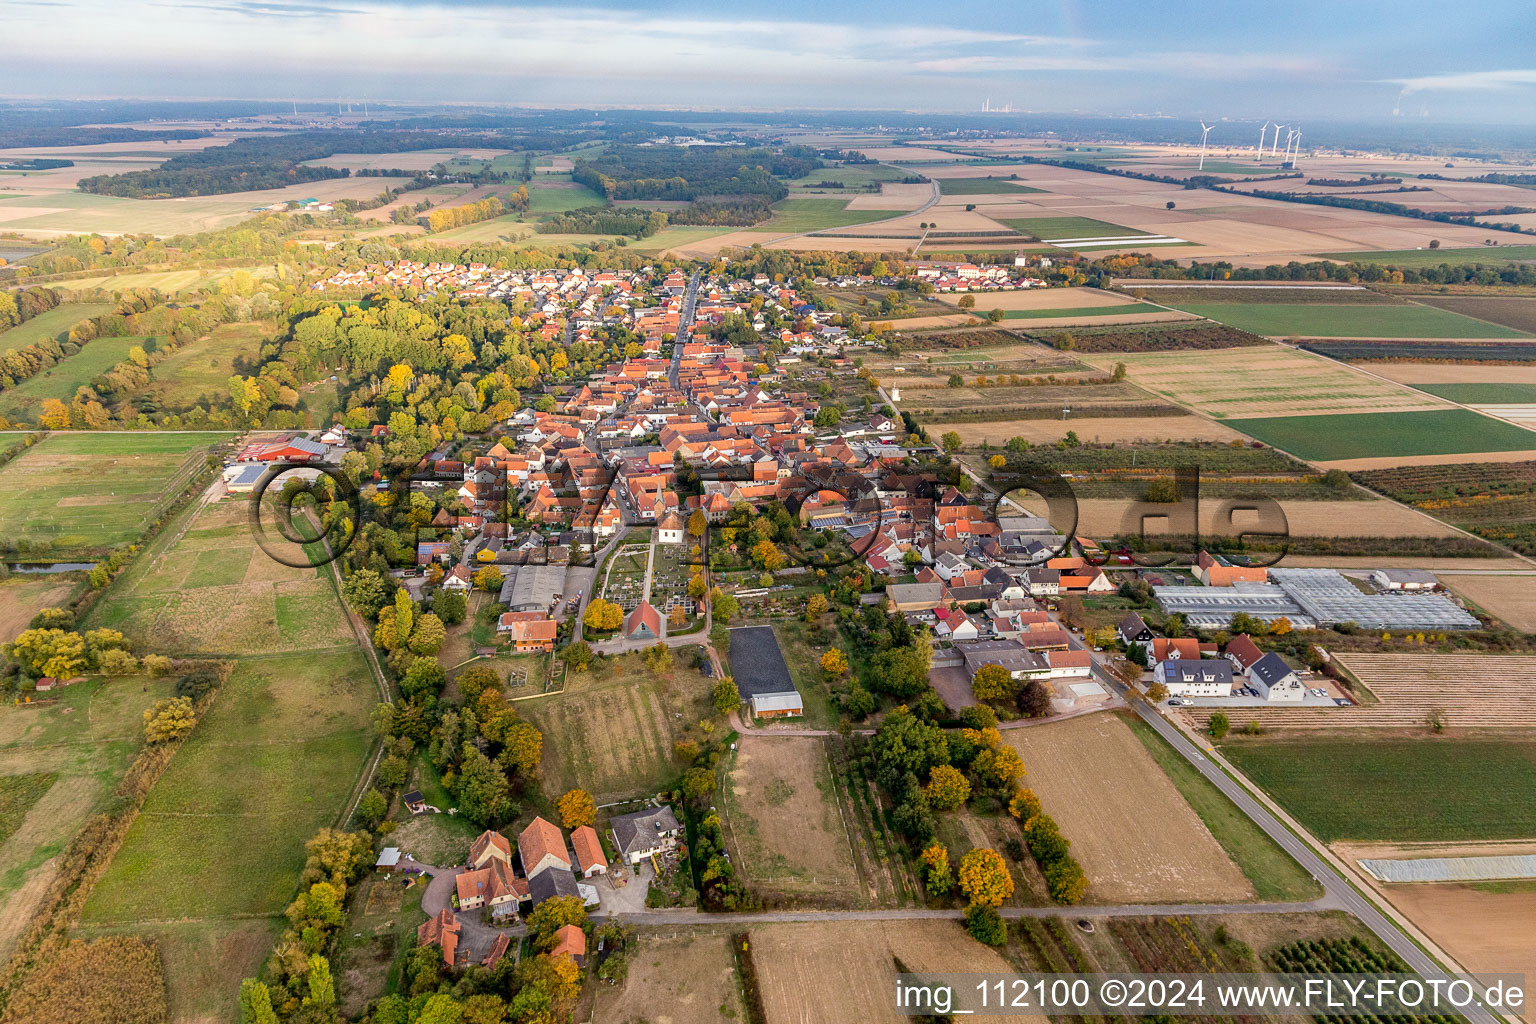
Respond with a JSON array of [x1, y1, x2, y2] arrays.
[[498, 564, 568, 612], [726, 625, 804, 719]]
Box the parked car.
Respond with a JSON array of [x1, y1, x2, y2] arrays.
[[1167, 698, 1186, 706]]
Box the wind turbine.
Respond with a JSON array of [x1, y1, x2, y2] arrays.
[[1198, 121, 1214, 170], [1270, 123, 1287, 159], [1258, 122, 1272, 161], [1287, 127, 1302, 167]]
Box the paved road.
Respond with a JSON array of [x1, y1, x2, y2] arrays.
[[667, 269, 701, 390]]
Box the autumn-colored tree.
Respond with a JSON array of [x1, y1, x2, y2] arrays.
[[143, 697, 196, 744], [473, 565, 504, 592], [408, 612, 446, 655], [804, 593, 829, 620], [925, 764, 972, 810], [583, 598, 623, 632], [1269, 617, 1293, 636], [498, 720, 544, 776], [970, 663, 1016, 703], [958, 847, 1014, 907], [972, 745, 1027, 788], [668, 604, 688, 629], [988, 454, 1007, 470], [556, 788, 596, 829], [643, 642, 672, 674], [941, 431, 962, 454], [921, 842, 953, 896], [687, 509, 707, 537], [820, 648, 849, 680], [1146, 681, 1168, 701], [1008, 788, 1043, 821], [711, 677, 741, 714]]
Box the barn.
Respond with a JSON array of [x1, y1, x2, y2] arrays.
[[727, 625, 804, 719]]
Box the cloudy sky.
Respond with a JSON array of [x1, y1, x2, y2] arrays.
[[7, 0, 1536, 122]]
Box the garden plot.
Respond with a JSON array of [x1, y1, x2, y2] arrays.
[[596, 543, 650, 611]]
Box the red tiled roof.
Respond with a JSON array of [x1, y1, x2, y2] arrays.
[[517, 816, 570, 873], [571, 825, 604, 872]]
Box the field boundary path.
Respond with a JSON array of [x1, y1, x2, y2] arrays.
[[612, 897, 1338, 927], [302, 507, 392, 829]]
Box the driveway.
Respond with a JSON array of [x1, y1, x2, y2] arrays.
[[588, 864, 650, 917], [419, 864, 523, 963]]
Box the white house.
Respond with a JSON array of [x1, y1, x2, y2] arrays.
[[656, 511, 686, 545], [1155, 659, 1233, 697], [1249, 652, 1304, 702]]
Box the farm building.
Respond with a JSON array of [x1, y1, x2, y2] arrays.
[[1369, 568, 1440, 592], [571, 825, 606, 878], [1045, 649, 1093, 678], [727, 625, 804, 718], [1154, 581, 1316, 631], [886, 581, 944, 612], [960, 639, 1050, 681], [516, 817, 570, 878], [1270, 569, 1480, 630], [1196, 550, 1269, 587], [497, 564, 567, 612], [235, 436, 329, 463], [223, 463, 268, 494], [418, 908, 461, 967], [550, 924, 586, 965], [527, 865, 582, 908], [610, 805, 682, 865]]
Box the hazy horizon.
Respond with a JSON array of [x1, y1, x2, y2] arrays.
[[7, 0, 1536, 125]]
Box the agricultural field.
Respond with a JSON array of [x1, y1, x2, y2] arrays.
[[1354, 459, 1536, 555], [520, 654, 705, 802], [136, 322, 273, 411], [526, 179, 604, 213], [936, 177, 1046, 195], [748, 197, 905, 233], [0, 335, 150, 421], [720, 736, 859, 904], [1220, 734, 1536, 841], [424, 213, 536, 244], [591, 933, 744, 1024], [1411, 382, 1536, 403], [1412, 294, 1536, 334], [0, 177, 411, 237], [1003, 713, 1253, 903], [748, 920, 1038, 1024], [83, 494, 353, 656], [1227, 408, 1536, 463], [1022, 321, 1269, 353], [943, 415, 1244, 447], [1170, 301, 1529, 338], [0, 432, 228, 557], [1314, 245, 1536, 268], [80, 649, 375, 1024], [0, 676, 180, 959], [1000, 302, 1167, 320], [1441, 574, 1536, 630], [1336, 845, 1536, 984], [1121, 715, 1320, 902], [0, 573, 83, 644], [1080, 345, 1442, 419], [998, 215, 1151, 241], [936, 288, 1159, 315], [1303, 338, 1536, 363], [786, 163, 907, 190], [1070, 497, 1455, 539]]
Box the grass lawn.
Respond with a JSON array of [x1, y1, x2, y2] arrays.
[[1000, 302, 1165, 319], [1173, 302, 1529, 339], [80, 649, 375, 1021], [1412, 382, 1536, 404], [527, 180, 604, 213], [1313, 245, 1536, 268], [1226, 409, 1536, 461], [1221, 735, 1536, 841], [0, 676, 179, 958], [999, 216, 1151, 241], [748, 197, 905, 233], [0, 335, 146, 423], [0, 432, 228, 556], [139, 322, 272, 410], [1121, 713, 1321, 902], [760, 619, 843, 731], [0, 303, 113, 351], [937, 177, 1046, 196]]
